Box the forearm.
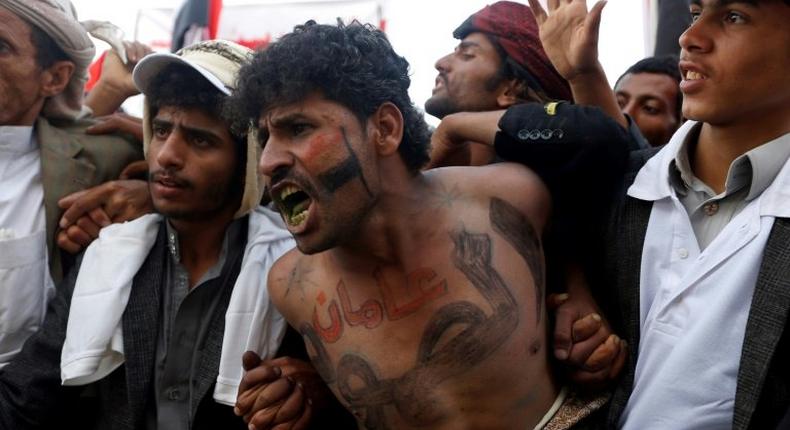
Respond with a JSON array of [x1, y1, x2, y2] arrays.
[[427, 110, 506, 168], [84, 81, 135, 117], [442, 110, 505, 146], [567, 64, 628, 130]]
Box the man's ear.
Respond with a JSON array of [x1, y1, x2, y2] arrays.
[[39, 60, 75, 98], [370, 102, 404, 156], [496, 78, 526, 108]]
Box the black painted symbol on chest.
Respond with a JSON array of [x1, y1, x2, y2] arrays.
[[301, 202, 527, 428]]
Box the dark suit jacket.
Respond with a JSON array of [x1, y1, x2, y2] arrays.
[[601, 148, 790, 430], [37, 116, 143, 283], [0, 224, 247, 429]]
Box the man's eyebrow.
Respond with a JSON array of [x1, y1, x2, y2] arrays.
[[266, 112, 309, 129], [182, 126, 223, 142], [152, 118, 223, 140], [690, 0, 760, 7], [151, 118, 173, 128], [638, 95, 666, 105], [457, 41, 481, 50]]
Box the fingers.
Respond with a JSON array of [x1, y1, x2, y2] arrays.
[[580, 333, 620, 372], [246, 401, 279, 429], [123, 41, 153, 65], [87, 207, 112, 228], [568, 363, 611, 386], [572, 313, 603, 342], [243, 350, 264, 371], [585, 0, 607, 45], [264, 357, 315, 377], [237, 365, 282, 401], [527, 0, 548, 23], [249, 385, 311, 430], [609, 339, 628, 379], [57, 188, 88, 210], [568, 338, 627, 386], [119, 160, 149, 180], [86, 114, 144, 141], [114, 115, 145, 141], [56, 230, 82, 254], [85, 117, 120, 135], [546, 293, 569, 311], [273, 383, 307, 424], [245, 378, 295, 423], [75, 215, 102, 240], [61, 224, 92, 252], [565, 322, 611, 367], [548, 0, 560, 12], [59, 184, 114, 229], [288, 401, 313, 430], [89, 116, 143, 139], [552, 304, 579, 360]]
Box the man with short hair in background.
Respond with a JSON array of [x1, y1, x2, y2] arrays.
[[615, 55, 682, 148]]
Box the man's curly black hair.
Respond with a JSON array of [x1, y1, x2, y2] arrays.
[[228, 20, 431, 173]]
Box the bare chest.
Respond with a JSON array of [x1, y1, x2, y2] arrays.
[[299, 237, 543, 427]]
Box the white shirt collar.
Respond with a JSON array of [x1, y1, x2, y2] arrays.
[[0, 126, 36, 154], [629, 121, 790, 217], [628, 120, 698, 201]]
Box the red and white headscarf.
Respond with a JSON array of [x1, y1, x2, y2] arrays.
[[453, 1, 573, 102]]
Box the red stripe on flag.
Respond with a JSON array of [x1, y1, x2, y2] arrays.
[[208, 0, 222, 39]]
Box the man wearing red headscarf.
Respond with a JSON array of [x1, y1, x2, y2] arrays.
[[425, 1, 635, 401]]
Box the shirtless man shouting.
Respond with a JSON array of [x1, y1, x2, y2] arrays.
[[230, 21, 561, 429]]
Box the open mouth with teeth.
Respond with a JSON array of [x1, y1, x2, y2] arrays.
[[684, 70, 705, 80], [275, 184, 313, 227]]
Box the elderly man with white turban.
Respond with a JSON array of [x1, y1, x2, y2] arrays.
[[0, 0, 142, 366]]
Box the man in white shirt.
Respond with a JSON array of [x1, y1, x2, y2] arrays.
[[0, 0, 141, 366], [527, 0, 790, 428]]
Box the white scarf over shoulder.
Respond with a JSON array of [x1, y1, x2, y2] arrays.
[[60, 207, 295, 405]]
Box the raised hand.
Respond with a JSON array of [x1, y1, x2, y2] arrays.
[[527, 0, 627, 127], [85, 41, 154, 116], [527, 0, 607, 81]]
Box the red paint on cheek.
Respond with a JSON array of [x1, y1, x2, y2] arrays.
[[301, 130, 343, 169]]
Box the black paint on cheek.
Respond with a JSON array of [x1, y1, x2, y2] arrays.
[[316, 154, 362, 193], [314, 126, 373, 197]]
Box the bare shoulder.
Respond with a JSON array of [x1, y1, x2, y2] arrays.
[[266, 248, 317, 321], [429, 163, 551, 233]]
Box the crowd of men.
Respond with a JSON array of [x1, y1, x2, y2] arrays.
[[0, 0, 788, 429]]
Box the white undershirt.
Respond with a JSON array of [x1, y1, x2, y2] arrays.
[[0, 125, 54, 367], [0, 126, 46, 235]]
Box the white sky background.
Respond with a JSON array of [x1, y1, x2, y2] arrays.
[[71, 0, 647, 123]]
